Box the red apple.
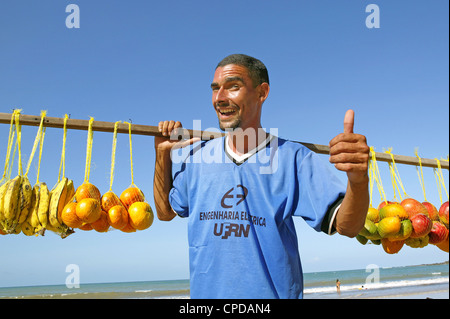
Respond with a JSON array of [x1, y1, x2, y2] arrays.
[[438, 201, 449, 227], [401, 198, 429, 218], [410, 213, 432, 238], [377, 201, 397, 211], [422, 202, 439, 221], [428, 221, 449, 244]]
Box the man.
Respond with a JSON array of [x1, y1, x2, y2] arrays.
[[153, 54, 370, 298]]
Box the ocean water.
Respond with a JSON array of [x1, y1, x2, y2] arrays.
[[303, 262, 449, 299], [0, 263, 448, 299], [0, 279, 190, 299]]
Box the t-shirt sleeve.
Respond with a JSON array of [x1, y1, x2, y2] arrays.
[[293, 151, 346, 235], [169, 161, 189, 218]]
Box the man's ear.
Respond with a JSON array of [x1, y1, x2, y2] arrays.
[[258, 82, 270, 103]]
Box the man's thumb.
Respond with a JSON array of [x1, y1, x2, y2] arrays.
[[343, 109, 355, 134]]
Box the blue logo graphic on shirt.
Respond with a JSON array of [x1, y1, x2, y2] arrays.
[[198, 185, 267, 240], [213, 223, 250, 239], [220, 185, 248, 208]]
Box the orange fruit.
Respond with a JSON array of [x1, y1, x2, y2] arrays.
[[435, 234, 449, 253], [61, 202, 83, 228], [75, 183, 101, 202], [107, 205, 129, 230], [128, 202, 154, 230], [120, 186, 145, 209], [76, 198, 101, 223], [381, 238, 405, 254], [91, 210, 110, 233], [79, 223, 93, 231], [120, 220, 137, 233], [101, 191, 123, 212]]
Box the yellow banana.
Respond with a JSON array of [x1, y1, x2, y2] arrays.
[[65, 179, 75, 206], [57, 181, 69, 224], [2, 175, 22, 232], [28, 184, 41, 228], [46, 178, 77, 238], [0, 180, 11, 225], [49, 178, 67, 228], [37, 182, 49, 229], [12, 223, 22, 234], [16, 176, 33, 224], [21, 221, 35, 236]]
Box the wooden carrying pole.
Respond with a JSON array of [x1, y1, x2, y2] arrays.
[[0, 112, 448, 170]]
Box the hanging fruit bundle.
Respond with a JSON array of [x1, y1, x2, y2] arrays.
[[60, 117, 105, 233], [1, 111, 50, 236], [117, 122, 154, 231], [356, 148, 449, 254], [60, 119, 154, 234], [1, 111, 154, 238]]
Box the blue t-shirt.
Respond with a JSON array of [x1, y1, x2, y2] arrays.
[[169, 135, 346, 299]]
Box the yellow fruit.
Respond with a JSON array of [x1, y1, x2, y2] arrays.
[[76, 198, 101, 224], [366, 207, 380, 223], [128, 202, 153, 230], [49, 178, 68, 228], [389, 219, 413, 241], [379, 203, 409, 220], [377, 216, 401, 238]]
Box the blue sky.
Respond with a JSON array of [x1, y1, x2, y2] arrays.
[[0, 1, 448, 288]]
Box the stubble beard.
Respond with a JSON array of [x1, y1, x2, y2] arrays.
[[219, 117, 241, 131]]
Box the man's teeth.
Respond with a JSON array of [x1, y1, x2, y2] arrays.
[[220, 109, 235, 114]]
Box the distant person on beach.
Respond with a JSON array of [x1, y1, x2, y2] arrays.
[[153, 54, 370, 298], [336, 279, 341, 294]]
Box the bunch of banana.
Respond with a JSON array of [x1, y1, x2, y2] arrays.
[[47, 177, 75, 238], [22, 182, 50, 236], [0, 175, 33, 234], [0, 180, 11, 231]]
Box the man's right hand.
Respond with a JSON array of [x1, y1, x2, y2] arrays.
[[155, 120, 200, 152]]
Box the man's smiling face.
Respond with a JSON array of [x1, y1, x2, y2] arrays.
[[211, 64, 265, 131]]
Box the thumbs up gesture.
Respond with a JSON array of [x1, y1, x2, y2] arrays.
[[329, 110, 370, 185]]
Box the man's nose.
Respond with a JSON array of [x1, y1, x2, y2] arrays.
[[214, 87, 227, 105]]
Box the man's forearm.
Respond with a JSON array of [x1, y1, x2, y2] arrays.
[[153, 149, 177, 221], [334, 178, 369, 238]]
